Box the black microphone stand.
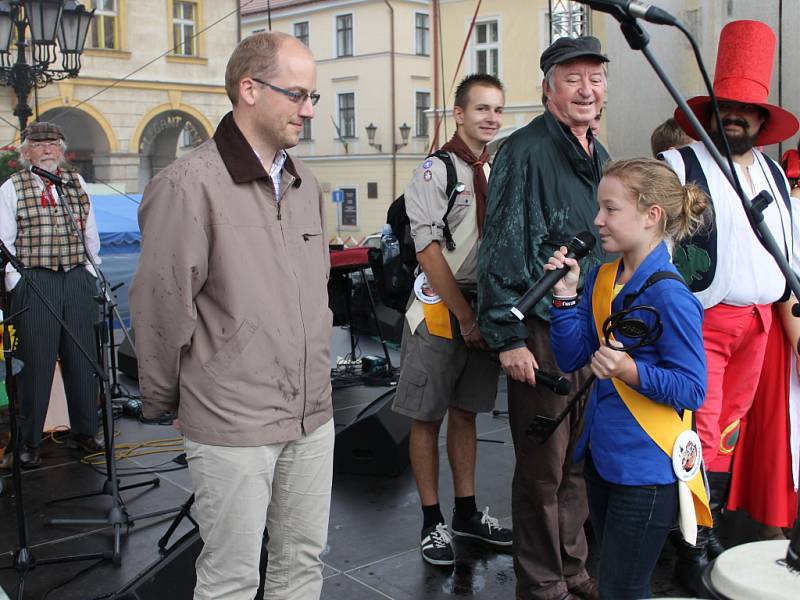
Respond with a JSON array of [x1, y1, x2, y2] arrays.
[[604, 8, 800, 584], [0, 256, 111, 599], [17, 172, 179, 565]]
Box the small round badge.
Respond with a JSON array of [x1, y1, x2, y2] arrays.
[[672, 430, 703, 482], [422, 159, 433, 169], [413, 272, 441, 304], [423, 170, 432, 182]]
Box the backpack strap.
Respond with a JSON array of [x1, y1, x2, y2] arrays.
[[622, 271, 687, 309], [429, 150, 460, 251]]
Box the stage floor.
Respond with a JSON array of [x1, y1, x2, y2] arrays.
[[0, 327, 764, 599]]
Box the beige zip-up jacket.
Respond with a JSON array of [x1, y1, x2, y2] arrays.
[[130, 112, 332, 446]]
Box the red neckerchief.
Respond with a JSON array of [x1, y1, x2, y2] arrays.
[[38, 168, 62, 208], [439, 134, 489, 238]]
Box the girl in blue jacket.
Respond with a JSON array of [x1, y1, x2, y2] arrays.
[[545, 158, 709, 599]]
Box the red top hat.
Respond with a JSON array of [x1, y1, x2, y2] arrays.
[[674, 20, 799, 146]]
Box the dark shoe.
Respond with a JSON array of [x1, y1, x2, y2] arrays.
[[420, 522, 454, 566], [451, 506, 513, 547], [68, 433, 104, 453], [19, 445, 41, 468], [674, 528, 709, 597], [569, 577, 600, 600]]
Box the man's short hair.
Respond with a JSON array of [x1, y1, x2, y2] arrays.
[[225, 31, 296, 104], [454, 73, 504, 110], [651, 117, 693, 157]]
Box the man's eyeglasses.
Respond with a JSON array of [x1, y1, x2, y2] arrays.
[[251, 77, 320, 106], [29, 140, 62, 150]]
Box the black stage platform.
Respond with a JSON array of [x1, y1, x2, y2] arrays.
[[0, 329, 766, 599]]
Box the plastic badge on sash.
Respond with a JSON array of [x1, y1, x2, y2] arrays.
[[673, 429, 703, 546], [414, 273, 452, 339]]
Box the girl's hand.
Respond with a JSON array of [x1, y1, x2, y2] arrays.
[[544, 245, 580, 297], [591, 340, 640, 386]]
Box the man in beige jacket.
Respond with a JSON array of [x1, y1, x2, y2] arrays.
[[130, 32, 333, 600]]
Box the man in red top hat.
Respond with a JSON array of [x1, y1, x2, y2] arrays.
[[661, 19, 800, 594]]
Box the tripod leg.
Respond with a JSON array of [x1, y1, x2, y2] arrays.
[[159, 494, 196, 550]]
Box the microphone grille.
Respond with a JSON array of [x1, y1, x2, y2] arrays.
[[570, 231, 597, 257]]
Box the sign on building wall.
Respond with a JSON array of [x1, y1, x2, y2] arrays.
[[341, 188, 358, 227]]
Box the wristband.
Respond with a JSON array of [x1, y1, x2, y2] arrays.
[[552, 297, 578, 309]]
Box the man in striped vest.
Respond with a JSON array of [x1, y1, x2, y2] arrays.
[[0, 121, 103, 468]]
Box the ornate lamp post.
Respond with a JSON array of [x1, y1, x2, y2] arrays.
[[0, 1, 94, 131]]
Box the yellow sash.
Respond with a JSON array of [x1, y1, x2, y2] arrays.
[[592, 259, 712, 528]]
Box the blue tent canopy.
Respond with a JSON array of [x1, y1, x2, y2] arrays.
[[92, 194, 142, 255]]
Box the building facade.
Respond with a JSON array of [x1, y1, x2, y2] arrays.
[[0, 0, 239, 193], [242, 0, 606, 242]]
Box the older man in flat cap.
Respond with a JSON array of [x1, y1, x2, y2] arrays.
[[478, 36, 610, 600], [0, 121, 102, 468]]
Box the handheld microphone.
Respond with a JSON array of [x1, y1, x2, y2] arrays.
[[534, 369, 571, 396], [573, 0, 676, 25], [510, 231, 596, 321], [30, 165, 73, 187]]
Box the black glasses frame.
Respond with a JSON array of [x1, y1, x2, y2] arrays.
[[252, 77, 320, 106]]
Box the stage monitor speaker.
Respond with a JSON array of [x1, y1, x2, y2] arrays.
[[334, 390, 411, 476], [117, 328, 138, 380], [115, 530, 201, 599]]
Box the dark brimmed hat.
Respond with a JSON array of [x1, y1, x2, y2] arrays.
[[540, 36, 608, 75], [22, 121, 64, 142], [674, 20, 798, 146]]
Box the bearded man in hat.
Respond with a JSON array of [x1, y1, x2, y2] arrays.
[[0, 121, 103, 468], [478, 36, 610, 600], [661, 19, 800, 593]]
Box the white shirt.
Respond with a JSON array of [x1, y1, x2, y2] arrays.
[[663, 142, 796, 308], [0, 171, 101, 290]]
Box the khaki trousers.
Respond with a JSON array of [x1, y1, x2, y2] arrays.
[[185, 419, 334, 600]]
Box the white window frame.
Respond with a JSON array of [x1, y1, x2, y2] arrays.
[[471, 17, 501, 79], [414, 89, 431, 137], [300, 118, 312, 141], [294, 20, 309, 46], [414, 11, 430, 56], [173, 1, 197, 56], [337, 92, 356, 139], [91, 0, 119, 49], [334, 13, 354, 58]]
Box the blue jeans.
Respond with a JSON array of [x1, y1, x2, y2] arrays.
[[584, 454, 678, 599]]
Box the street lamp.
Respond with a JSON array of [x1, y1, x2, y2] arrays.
[[364, 121, 412, 153], [0, 1, 94, 131]]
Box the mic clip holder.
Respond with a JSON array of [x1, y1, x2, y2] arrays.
[[526, 304, 663, 444]]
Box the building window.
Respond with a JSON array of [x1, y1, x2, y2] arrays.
[[90, 0, 119, 49], [300, 119, 311, 141], [415, 13, 429, 56], [172, 1, 197, 56], [251, 28, 266, 35], [338, 93, 355, 138], [294, 21, 309, 46], [549, 0, 589, 41], [336, 14, 353, 57], [415, 92, 430, 137], [474, 20, 499, 77]]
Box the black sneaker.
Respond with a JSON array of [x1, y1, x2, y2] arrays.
[[451, 506, 512, 546], [420, 522, 455, 566]]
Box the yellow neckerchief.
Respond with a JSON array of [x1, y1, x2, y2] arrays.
[[592, 259, 712, 528]]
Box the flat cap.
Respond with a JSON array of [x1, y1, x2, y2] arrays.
[[22, 121, 65, 142], [540, 35, 608, 74]]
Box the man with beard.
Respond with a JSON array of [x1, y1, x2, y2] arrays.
[[661, 20, 799, 594], [0, 121, 103, 468]]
